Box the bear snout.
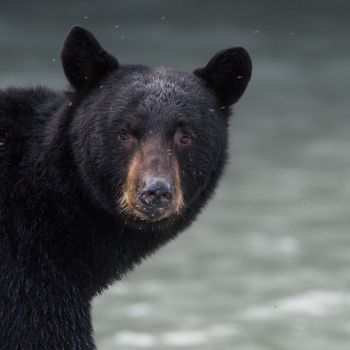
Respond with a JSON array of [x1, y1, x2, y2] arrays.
[[118, 139, 185, 222], [138, 178, 173, 212]]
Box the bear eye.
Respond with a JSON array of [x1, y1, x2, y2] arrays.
[[118, 130, 132, 143], [175, 129, 192, 147], [179, 134, 191, 145]]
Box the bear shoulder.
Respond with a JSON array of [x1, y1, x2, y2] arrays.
[[0, 87, 63, 177], [0, 86, 60, 125]]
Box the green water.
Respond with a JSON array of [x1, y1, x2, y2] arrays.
[[1, 1, 349, 349]]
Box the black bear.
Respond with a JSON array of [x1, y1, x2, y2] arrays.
[[0, 27, 252, 349]]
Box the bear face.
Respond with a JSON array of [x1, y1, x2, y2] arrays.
[[63, 26, 252, 231]]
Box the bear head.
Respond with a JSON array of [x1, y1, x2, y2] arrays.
[[61, 26, 252, 231]]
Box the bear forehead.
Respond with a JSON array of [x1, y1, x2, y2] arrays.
[[126, 67, 206, 98], [143, 67, 197, 90], [98, 66, 216, 121]]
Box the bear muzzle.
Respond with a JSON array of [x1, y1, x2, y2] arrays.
[[118, 140, 184, 222]]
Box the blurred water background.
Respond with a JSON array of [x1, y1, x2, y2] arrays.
[[0, 1, 349, 349]]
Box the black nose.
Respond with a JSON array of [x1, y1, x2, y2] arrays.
[[139, 180, 172, 210]]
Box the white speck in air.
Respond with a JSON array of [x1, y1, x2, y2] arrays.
[[115, 24, 120, 29], [68, 101, 73, 107], [236, 75, 243, 79], [253, 30, 260, 34], [84, 16, 88, 20], [52, 58, 56, 63], [121, 35, 125, 40], [290, 32, 295, 35], [161, 16, 166, 21]]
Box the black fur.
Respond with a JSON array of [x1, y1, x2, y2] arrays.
[[61, 26, 119, 93], [0, 27, 252, 349], [194, 47, 252, 107]]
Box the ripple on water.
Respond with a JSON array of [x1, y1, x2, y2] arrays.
[[242, 290, 350, 320], [112, 324, 240, 347], [113, 331, 156, 348]]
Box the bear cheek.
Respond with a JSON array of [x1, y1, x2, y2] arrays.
[[118, 152, 145, 219]]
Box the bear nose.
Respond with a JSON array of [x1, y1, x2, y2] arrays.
[[139, 179, 172, 210]]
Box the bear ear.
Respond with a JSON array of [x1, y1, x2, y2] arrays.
[[193, 47, 252, 107], [61, 26, 119, 92]]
